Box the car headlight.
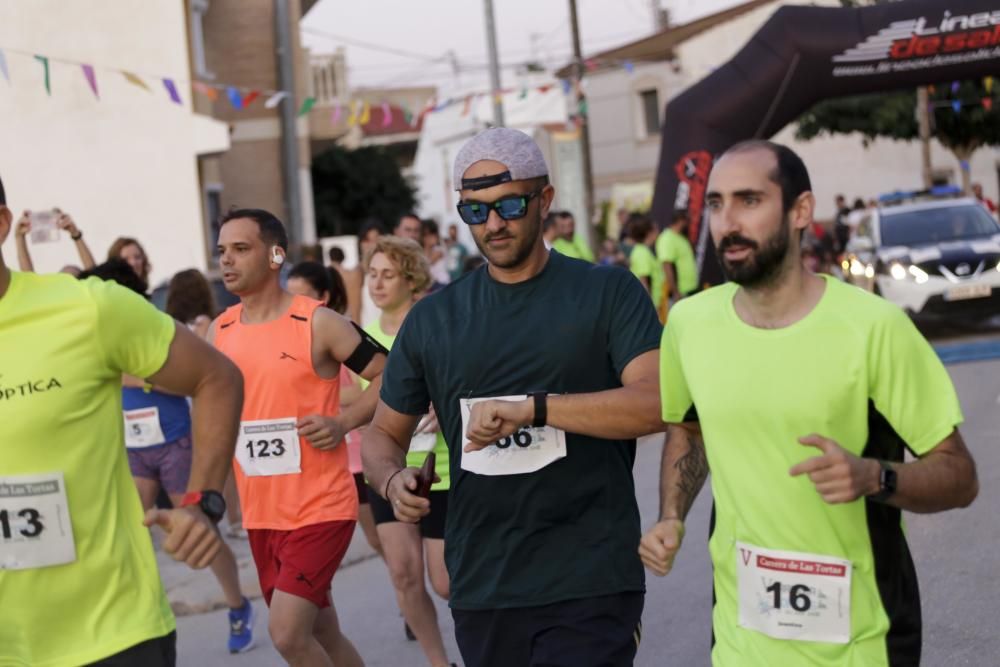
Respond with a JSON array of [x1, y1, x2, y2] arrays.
[[908, 265, 929, 284], [996, 259, 1000, 272], [849, 259, 867, 277], [888, 262, 930, 284]]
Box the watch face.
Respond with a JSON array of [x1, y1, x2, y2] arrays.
[[201, 491, 226, 521]]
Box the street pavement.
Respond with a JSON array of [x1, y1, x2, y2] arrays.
[[170, 337, 1000, 666]]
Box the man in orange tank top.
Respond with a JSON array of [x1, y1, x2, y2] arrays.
[[210, 209, 387, 667]]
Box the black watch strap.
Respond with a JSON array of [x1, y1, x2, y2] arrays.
[[529, 392, 547, 428], [869, 460, 897, 504]]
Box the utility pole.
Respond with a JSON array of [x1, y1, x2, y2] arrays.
[[483, 0, 504, 126], [916, 86, 933, 188], [650, 0, 669, 31], [568, 0, 597, 252], [275, 0, 303, 254]]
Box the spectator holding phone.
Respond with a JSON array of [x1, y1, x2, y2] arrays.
[[14, 208, 97, 274]]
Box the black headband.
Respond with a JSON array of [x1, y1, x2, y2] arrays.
[[461, 170, 512, 191]]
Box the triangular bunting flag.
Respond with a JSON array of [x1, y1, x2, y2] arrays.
[[359, 101, 371, 124], [347, 100, 360, 126], [122, 71, 151, 92], [297, 96, 316, 117], [226, 86, 243, 109], [264, 91, 288, 108], [461, 95, 472, 117], [242, 91, 261, 107], [192, 81, 219, 101], [985, 76, 994, 94], [0, 50, 9, 83], [34, 55, 50, 95], [624, 60, 635, 74], [163, 78, 182, 105], [538, 85, 552, 94], [983, 97, 993, 111], [81, 64, 98, 99], [952, 99, 962, 113], [330, 104, 343, 124], [519, 87, 528, 99], [381, 102, 392, 127], [560, 79, 572, 95], [951, 81, 960, 94]]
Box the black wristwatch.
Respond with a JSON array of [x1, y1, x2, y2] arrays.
[[70, 232, 82, 241], [528, 391, 547, 428], [180, 490, 227, 523], [868, 460, 897, 504]]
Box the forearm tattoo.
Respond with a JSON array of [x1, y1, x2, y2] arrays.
[[674, 433, 708, 516]]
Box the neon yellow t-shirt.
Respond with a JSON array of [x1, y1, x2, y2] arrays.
[[363, 318, 450, 490], [655, 228, 698, 296], [551, 236, 594, 262], [629, 242, 664, 309], [0, 272, 177, 667], [660, 275, 962, 667]]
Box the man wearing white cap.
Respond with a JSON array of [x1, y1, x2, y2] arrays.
[[363, 127, 665, 666]]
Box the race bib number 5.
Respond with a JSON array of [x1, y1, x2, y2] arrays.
[[235, 418, 302, 477], [459, 395, 567, 476], [736, 541, 852, 644], [0, 472, 76, 570]]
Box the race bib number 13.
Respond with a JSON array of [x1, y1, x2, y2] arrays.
[[0, 472, 76, 571], [235, 418, 302, 477], [736, 541, 852, 644]]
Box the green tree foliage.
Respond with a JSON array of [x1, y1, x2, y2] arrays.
[[795, 80, 1000, 190], [311, 145, 417, 237]]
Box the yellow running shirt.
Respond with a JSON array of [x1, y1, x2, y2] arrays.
[[660, 275, 963, 666], [0, 272, 177, 667]]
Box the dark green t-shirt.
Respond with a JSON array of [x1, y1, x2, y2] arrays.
[[380, 250, 662, 610]]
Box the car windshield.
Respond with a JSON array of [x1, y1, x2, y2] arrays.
[[880, 204, 1000, 247]]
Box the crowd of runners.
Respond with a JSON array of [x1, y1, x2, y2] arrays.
[[0, 128, 980, 667]]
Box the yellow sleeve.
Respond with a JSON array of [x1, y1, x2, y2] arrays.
[[868, 305, 963, 455], [86, 278, 177, 379], [660, 314, 694, 423]]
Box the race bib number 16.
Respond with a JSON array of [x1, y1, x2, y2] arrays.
[[0, 472, 76, 571], [736, 541, 852, 644]]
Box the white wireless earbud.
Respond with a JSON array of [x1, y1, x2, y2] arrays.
[[271, 246, 284, 266]]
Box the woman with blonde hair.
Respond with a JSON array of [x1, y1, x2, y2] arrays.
[[363, 236, 454, 667]]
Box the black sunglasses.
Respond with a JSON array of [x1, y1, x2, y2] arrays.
[[456, 190, 542, 225]]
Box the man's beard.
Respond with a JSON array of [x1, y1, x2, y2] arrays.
[[472, 214, 540, 269], [716, 214, 791, 288]]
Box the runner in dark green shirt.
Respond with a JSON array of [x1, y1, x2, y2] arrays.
[[363, 127, 664, 667]]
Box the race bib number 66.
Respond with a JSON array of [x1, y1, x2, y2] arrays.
[[459, 395, 567, 476], [736, 541, 852, 644]]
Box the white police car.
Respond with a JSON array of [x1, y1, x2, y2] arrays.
[[844, 195, 1000, 319]]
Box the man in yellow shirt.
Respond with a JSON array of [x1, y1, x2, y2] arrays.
[[550, 210, 595, 262], [0, 175, 245, 667]]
